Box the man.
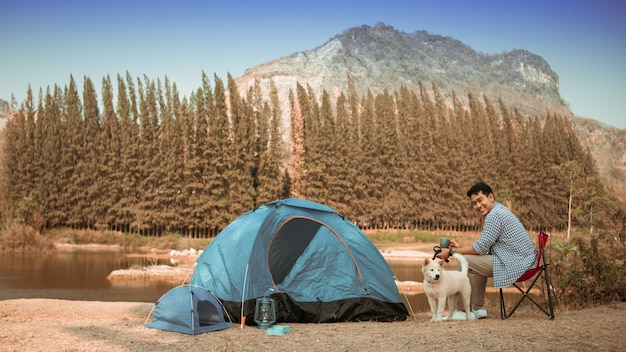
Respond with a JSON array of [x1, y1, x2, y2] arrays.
[[438, 181, 537, 319]]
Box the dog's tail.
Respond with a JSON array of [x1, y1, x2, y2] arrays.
[[451, 252, 469, 275]]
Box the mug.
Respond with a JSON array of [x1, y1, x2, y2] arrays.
[[439, 237, 450, 248]]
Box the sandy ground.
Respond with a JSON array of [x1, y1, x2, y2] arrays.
[[0, 299, 624, 351], [2, 243, 624, 351]]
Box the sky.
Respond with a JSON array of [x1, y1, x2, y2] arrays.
[[1, 0, 625, 128]]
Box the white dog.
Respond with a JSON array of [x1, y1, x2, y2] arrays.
[[422, 253, 472, 322]]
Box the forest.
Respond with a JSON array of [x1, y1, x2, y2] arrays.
[[1, 71, 623, 238]]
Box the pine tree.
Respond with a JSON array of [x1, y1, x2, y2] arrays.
[[329, 91, 354, 217], [205, 74, 231, 229], [375, 89, 402, 227], [289, 84, 307, 198], [63, 76, 84, 227], [39, 87, 66, 227], [448, 90, 475, 225], [482, 94, 503, 188], [78, 76, 102, 227], [415, 82, 439, 226], [152, 77, 183, 233], [396, 86, 423, 227], [267, 80, 286, 201], [227, 73, 256, 216], [342, 77, 363, 221], [1, 90, 30, 223], [22, 88, 38, 210], [100, 75, 121, 229], [109, 73, 141, 232], [430, 83, 457, 229], [523, 116, 553, 228], [181, 90, 203, 234], [251, 79, 283, 206], [304, 88, 331, 203], [133, 77, 160, 233], [32, 89, 49, 227], [357, 91, 381, 227], [498, 98, 518, 208]]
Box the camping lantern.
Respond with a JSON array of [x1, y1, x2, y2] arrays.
[[254, 296, 276, 329]]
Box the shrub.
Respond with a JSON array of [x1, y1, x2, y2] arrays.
[[550, 232, 626, 309], [120, 232, 149, 249], [0, 221, 54, 252]]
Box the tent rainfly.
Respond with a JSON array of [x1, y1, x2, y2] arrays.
[[190, 198, 408, 324]]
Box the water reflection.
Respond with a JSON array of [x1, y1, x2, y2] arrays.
[[0, 250, 176, 302], [387, 257, 428, 312]]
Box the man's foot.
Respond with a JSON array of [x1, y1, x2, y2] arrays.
[[444, 310, 476, 320], [472, 307, 488, 319]]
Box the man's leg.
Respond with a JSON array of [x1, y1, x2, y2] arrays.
[[457, 254, 493, 311]]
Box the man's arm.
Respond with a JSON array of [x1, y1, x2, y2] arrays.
[[437, 240, 479, 260]]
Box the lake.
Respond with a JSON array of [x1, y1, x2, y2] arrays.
[[0, 248, 509, 314], [0, 249, 176, 302]]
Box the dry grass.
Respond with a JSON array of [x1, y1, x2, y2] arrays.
[[0, 222, 54, 252]]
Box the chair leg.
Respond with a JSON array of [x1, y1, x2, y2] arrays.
[[520, 267, 555, 319], [500, 266, 556, 320], [499, 288, 507, 319], [506, 283, 531, 318], [543, 264, 555, 319]]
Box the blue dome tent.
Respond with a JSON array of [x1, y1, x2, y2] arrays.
[[145, 285, 232, 335], [190, 198, 408, 324]]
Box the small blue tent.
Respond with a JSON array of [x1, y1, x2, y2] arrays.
[[190, 198, 407, 324], [145, 285, 232, 334]]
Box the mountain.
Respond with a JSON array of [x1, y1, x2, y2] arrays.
[[235, 23, 625, 202], [236, 23, 571, 126], [571, 116, 626, 202]]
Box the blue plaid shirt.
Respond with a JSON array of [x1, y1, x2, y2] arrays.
[[472, 202, 537, 288]]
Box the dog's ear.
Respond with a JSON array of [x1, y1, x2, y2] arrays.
[[424, 258, 430, 265], [436, 258, 444, 265]]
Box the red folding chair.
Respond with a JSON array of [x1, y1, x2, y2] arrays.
[[499, 231, 555, 319]]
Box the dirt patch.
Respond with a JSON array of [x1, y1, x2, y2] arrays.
[[0, 298, 623, 351]]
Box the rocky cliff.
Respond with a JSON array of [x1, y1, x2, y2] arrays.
[[235, 23, 624, 202], [236, 23, 572, 128]]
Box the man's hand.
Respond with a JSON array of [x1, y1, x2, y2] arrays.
[[436, 248, 452, 260]]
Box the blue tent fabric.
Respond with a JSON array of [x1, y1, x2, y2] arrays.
[[190, 198, 408, 323], [145, 285, 232, 335]]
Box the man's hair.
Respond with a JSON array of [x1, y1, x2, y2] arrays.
[[466, 182, 493, 198]]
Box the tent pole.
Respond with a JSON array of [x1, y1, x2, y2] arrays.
[[241, 263, 249, 329], [395, 275, 418, 322]]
